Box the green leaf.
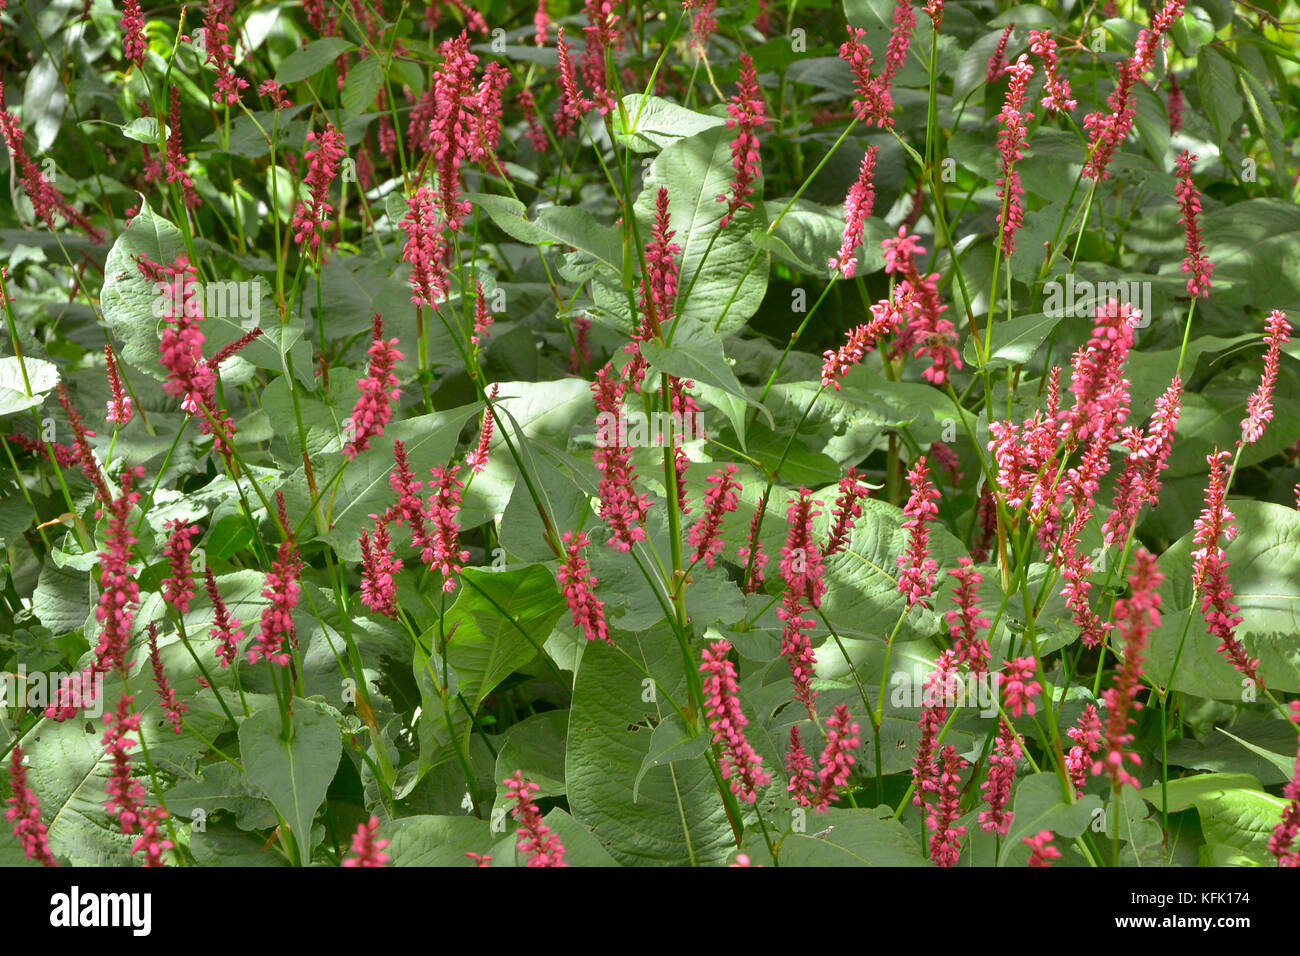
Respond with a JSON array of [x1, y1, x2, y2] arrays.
[[0, 356, 58, 416], [466, 193, 623, 272], [386, 814, 493, 866], [445, 565, 566, 712], [238, 699, 343, 861], [1196, 47, 1243, 147], [165, 763, 278, 831], [275, 38, 356, 85], [638, 125, 768, 335], [567, 638, 734, 865], [1192, 788, 1288, 865], [492, 710, 568, 800], [965, 312, 1066, 370], [31, 562, 89, 636], [632, 712, 711, 802], [775, 806, 927, 866], [341, 54, 383, 122], [119, 117, 166, 144], [613, 95, 726, 152], [1137, 772, 1263, 813], [1215, 728, 1297, 780], [100, 198, 187, 375], [641, 320, 773, 443], [757, 199, 888, 276]]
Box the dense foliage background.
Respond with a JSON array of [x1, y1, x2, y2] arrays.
[[1, 0, 1300, 868]]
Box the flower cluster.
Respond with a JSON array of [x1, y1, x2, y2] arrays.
[[504, 771, 567, 866], [700, 640, 772, 803]]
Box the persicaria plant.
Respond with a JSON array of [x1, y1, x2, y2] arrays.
[[1, 0, 1299, 872]]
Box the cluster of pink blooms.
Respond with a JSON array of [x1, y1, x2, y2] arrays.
[[718, 54, 768, 229], [825, 467, 870, 556], [103, 692, 147, 834], [787, 704, 861, 811], [534, 0, 549, 44], [946, 558, 990, 674], [930, 440, 961, 486], [580, 0, 621, 115], [1094, 548, 1162, 789], [1103, 376, 1183, 546], [147, 625, 188, 734], [1268, 702, 1300, 866], [401, 186, 450, 309], [913, 650, 958, 806], [881, 228, 961, 385], [829, 147, 878, 277], [1065, 704, 1102, 796], [1191, 450, 1260, 687], [205, 566, 245, 668], [161, 519, 199, 613], [838, 0, 915, 131], [345, 315, 403, 459], [1000, 657, 1041, 718], [292, 124, 347, 259], [1082, 0, 1186, 180], [92, 466, 145, 678], [471, 282, 494, 348], [979, 720, 1021, 835], [985, 23, 1016, 81], [557, 530, 610, 644], [1023, 830, 1061, 866], [202, 0, 248, 105], [738, 504, 768, 593], [897, 456, 941, 608], [688, 465, 742, 567], [1240, 310, 1291, 446], [995, 55, 1034, 257], [554, 28, 593, 137], [359, 519, 402, 619], [0, 81, 103, 241], [627, 188, 680, 387], [132, 807, 173, 866], [465, 383, 499, 474], [249, 497, 303, 667], [701, 640, 772, 803], [5, 748, 57, 866], [591, 366, 651, 549], [56, 384, 111, 504], [119, 0, 146, 68], [1029, 29, 1075, 112], [426, 465, 470, 590], [928, 746, 968, 866], [343, 817, 390, 867], [778, 489, 827, 719], [504, 771, 567, 866], [1174, 151, 1213, 298], [104, 344, 132, 426], [1167, 74, 1184, 133]]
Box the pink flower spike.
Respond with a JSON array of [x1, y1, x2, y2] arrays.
[[995, 54, 1034, 257], [104, 344, 133, 426], [979, 719, 1020, 835], [504, 771, 567, 865], [927, 745, 968, 867], [147, 625, 187, 734], [120, 0, 147, 68], [1240, 310, 1291, 446], [103, 692, 146, 834], [829, 147, 879, 277], [1066, 703, 1102, 796], [162, 519, 200, 614], [249, 527, 302, 668], [897, 456, 941, 608], [131, 806, 172, 866], [1167, 74, 1183, 133], [718, 53, 768, 229], [466, 383, 499, 474], [913, 650, 958, 811], [946, 558, 991, 674], [820, 296, 902, 389], [345, 314, 403, 459], [205, 567, 245, 668], [292, 123, 347, 260], [342, 816, 390, 867], [4, 748, 57, 866], [1024, 830, 1061, 866], [986, 23, 1015, 82], [359, 519, 402, 619], [401, 186, 450, 309], [557, 530, 611, 645], [165, 87, 199, 210], [425, 465, 469, 590], [554, 27, 593, 138], [1029, 29, 1076, 113], [534, 0, 549, 45], [687, 464, 741, 567], [738, 503, 769, 593], [825, 467, 871, 556], [786, 725, 816, 807], [813, 704, 860, 811], [700, 640, 772, 803], [1175, 151, 1213, 299], [1268, 701, 1300, 866], [92, 466, 145, 676], [1000, 657, 1041, 718], [591, 364, 651, 549]]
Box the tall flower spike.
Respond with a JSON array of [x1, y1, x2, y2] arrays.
[[1240, 310, 1291, 446], [471, 281, 494, 347], [465, 383, 499, 474], [557, 530, 611, 645], [93, 467, 144, 676], [554, 27, 593, 138], [292, 123, 347, 259], [359, 519, 402, 619], [946, 558, 991, 674], [700, 640, 772, 803], [825, 467, 871, 556], [995, 55, 1034, 257], [1175, 151, 1213, 299], [829, 147, 878, 277], [426, 465, 469, 590], [342, 817, 390, 867], [839, 27, 891, 128], [1029, 29, 1076, 112], [205, 566, 244, 668], [820, 295, 902, 389], [897, 456, 941, 607], [203, 0, 248, 105], [147, 624, 188, 734], [1024, 830, 1061, 866], [913, 650, 958, 810], [1065, 703, 1102, 796], [105, 344, 133, 426], [103, 692, 146, 834], [56, 384, 111, 504], [534, 0, 549, 44], [687, 464, 741, 567], [627, 187, 680, 387], [161, 519, 199, 614], [738, 504, 768, 592], [120, 0, 147, 68], [813, 704, 860, 811], [1167, 74, 1183, 133], [1000, 657, 1041, 718], [928, 746, 968, 866], [591, 364, 651, 549], [131, 806, 172, 866], [249, 523, 302, 667], [5, 748, 57, 866], [504, 771, 567, 866], [165, 87, 199, 209], [345, 314, 403, 459], [1093, 547, 1162, 789], [986, 23, 1015, 81], [401, 186, 450, 309], [1268, 701, 1300, 866], [718, 54, 768, 229], [786, 725, 817, 807], [979, 720, 1020, 835]]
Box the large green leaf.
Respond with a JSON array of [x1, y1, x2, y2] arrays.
[[446, 565, 566, 712], [386, 814, 492, 866], [998, 772, 1101, 865], [773, 806, 927, 866], [566, 638, 734, 866], [637, 125, 768, 335], [1196, 47, 1243, 147], [0, 356, 59, 416], [613, 94, 726, 152], [238, 699, 343, 862], [1192, 788, 1288, 866], [275, 38, 356, 85]]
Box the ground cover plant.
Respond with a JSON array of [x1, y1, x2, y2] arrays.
[[1, 0, 1300, 869]]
